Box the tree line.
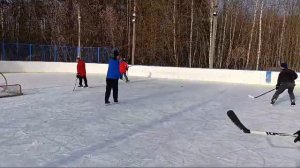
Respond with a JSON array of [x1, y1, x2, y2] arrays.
[[1, 0, 300, 70]]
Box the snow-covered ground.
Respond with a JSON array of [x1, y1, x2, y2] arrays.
[[1, 73, 300, 167]]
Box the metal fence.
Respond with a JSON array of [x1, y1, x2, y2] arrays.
[[0, 43, 118, 63]]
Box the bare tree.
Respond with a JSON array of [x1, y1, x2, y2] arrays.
[[0, 4, 4, 60], [1, 4, 4, 42], [256, 0, 264, 70], [226, 4, 238, 68], [218, 0, 228, 68], [278, 8, 286, 64], [77, 3, 81, 57], [189, 0, 194, 67], [173, 0, 178, 66], [127, 0, 131, 59], [246, 0, 259, 69]]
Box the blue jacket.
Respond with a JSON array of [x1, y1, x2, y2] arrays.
[[106, 58, 120, 79]]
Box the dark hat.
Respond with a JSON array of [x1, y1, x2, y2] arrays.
[[280, 62, 288, 69], [113, 50, 119, 58]]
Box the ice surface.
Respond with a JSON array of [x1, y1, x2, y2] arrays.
[[0, 73, 300, 167]]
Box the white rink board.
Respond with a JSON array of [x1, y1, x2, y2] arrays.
[[1, 61, 299, 85]]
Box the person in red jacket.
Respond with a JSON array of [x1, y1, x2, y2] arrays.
[[119, 57, 129, 82], [76, 56, 88, 88]]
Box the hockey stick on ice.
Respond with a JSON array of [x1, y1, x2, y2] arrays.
[[248, 88, 276, 99], [227, 110, 299, 138], [73, 77, 78, 91]]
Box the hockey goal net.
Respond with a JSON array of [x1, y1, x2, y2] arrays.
[[0, 73, 23, 98]]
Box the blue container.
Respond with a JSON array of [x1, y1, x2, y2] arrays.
[[266, 71, 272, 83]]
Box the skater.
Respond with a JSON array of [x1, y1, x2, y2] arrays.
[[271, 63, 298, 105], [105, 50, 121, 104], [76, 56, 88, 88], [120, 57, 129, 82]]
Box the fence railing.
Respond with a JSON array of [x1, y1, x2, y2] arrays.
[[0, 43, 118, 63]]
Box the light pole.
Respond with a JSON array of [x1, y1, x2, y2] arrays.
[[77, 5, 81, 58], [209, 1, 218, 69], [131, 0, 136, 65]]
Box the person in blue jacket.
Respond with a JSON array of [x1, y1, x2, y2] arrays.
[[105, 50, 121, 104]]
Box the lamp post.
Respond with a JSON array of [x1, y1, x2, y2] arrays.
[[209, 1, 218, 69], [131, 0, 136, 65]]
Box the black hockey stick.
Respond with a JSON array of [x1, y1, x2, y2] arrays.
[[248, 88, 276, 99], [227, 110, 300, 142]]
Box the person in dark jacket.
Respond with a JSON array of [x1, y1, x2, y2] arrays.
[[271, 63, 298, 105], [105, 50, 121, 104], [76, 56, 88, 88]]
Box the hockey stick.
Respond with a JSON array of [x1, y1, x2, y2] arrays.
[[73, 77, 78, 91], [227, 110, 299, 138], [248, 88, 276, 99]]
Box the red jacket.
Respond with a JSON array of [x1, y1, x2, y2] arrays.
[[77, 59, 86, 77], [120, 61, 128, 74]]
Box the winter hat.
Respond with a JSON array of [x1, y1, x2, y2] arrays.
[[113, 50, 119, 59], [280, 62, 288, 69]]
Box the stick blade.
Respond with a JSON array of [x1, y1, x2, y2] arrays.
[[227, 110, 250, 133], [248, 95, 255, 99]]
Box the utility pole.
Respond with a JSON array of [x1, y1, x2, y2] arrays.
[[77, 4, 81, 58], [131, 0, 136, 65], [209, 0, 218, 69]]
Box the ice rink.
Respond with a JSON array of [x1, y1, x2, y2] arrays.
[[1, 73, 300, 167]]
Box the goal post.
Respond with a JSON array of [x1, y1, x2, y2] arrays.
[[0, 72, 23, 98], [0, 72, 7, 86]]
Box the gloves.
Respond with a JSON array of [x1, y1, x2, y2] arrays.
[[275, 85, 279, 90], [293, 130, 300, 143], [76, 74, 80, 78]]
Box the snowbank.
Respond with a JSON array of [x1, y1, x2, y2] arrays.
[[1, 61, 298, 85]]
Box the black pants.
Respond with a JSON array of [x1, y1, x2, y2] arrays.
[[105, 78, 118, 102], [78, 76, 88, 87], [272, 83, 295, 102]]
